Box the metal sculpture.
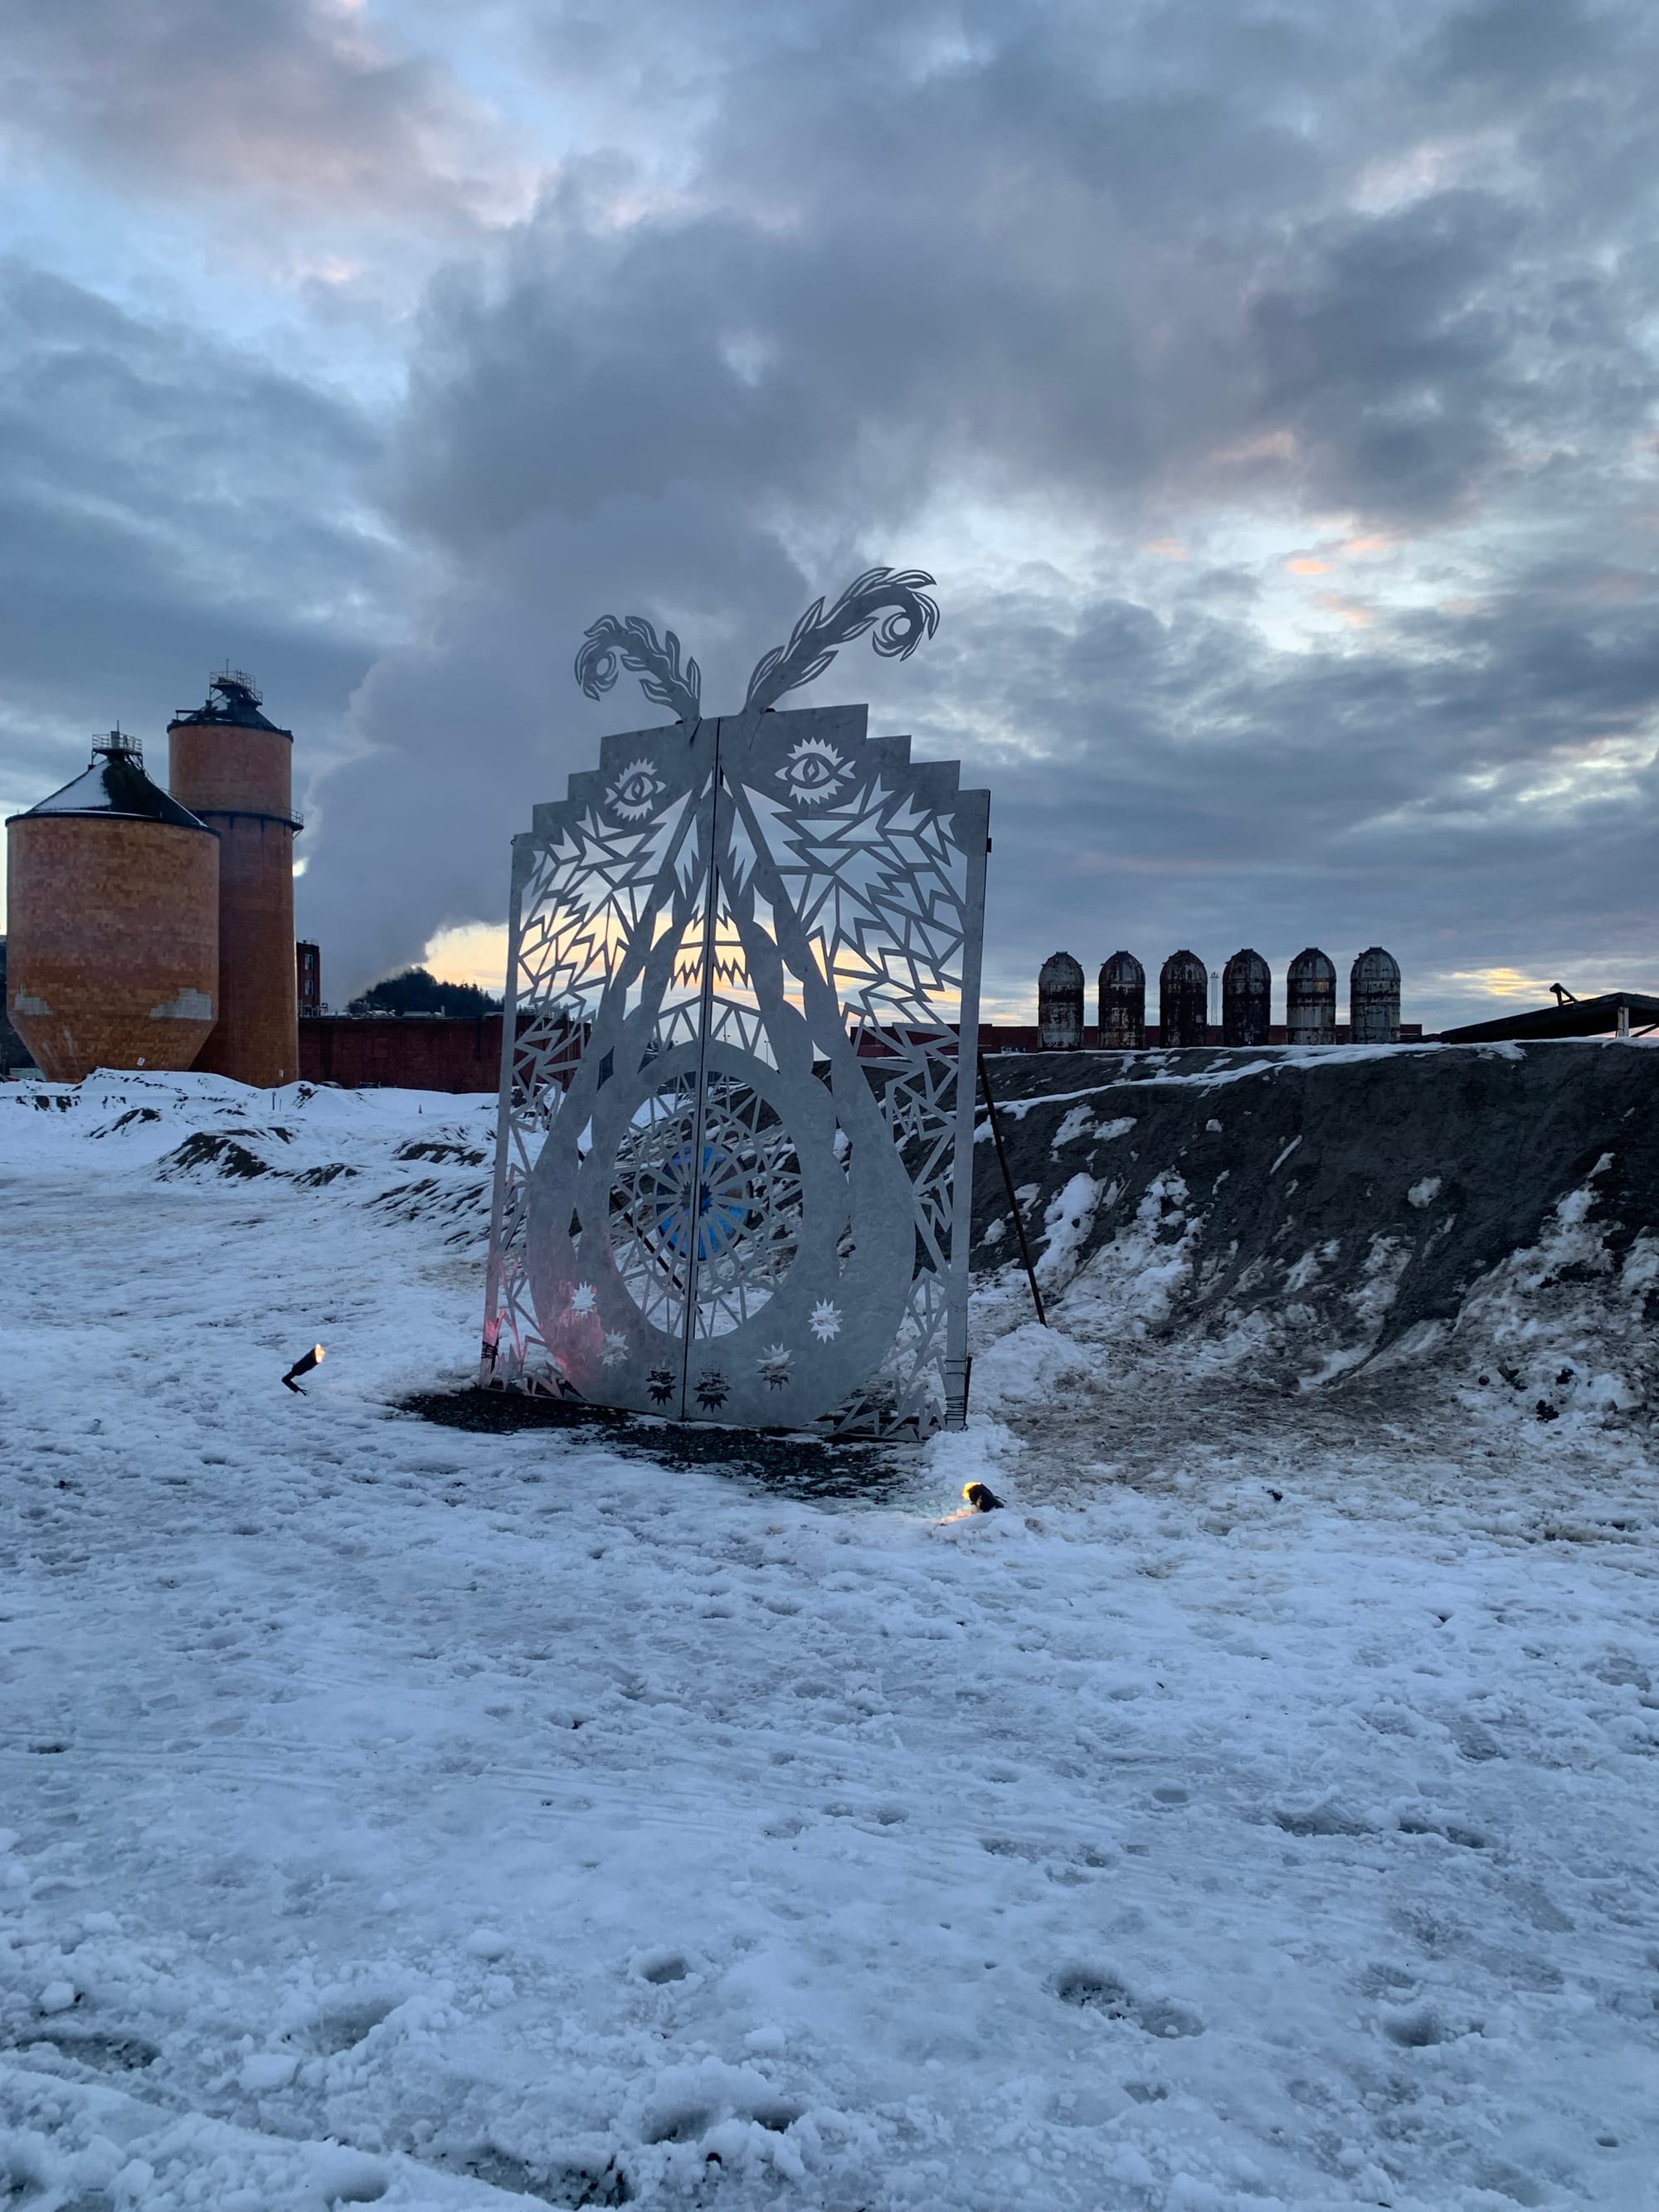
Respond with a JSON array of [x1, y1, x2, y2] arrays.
[[480, 568, 989, 1439]]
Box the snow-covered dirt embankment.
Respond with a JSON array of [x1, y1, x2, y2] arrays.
[[0, 1070, 1656, 2210], [972, 1041, 1659, 1439]]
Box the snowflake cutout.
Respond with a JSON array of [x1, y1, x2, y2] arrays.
[[757, 1344, 792, 1389], [809, 1300, 841, 1343], [647, 1369, 676, 1406], [776, 737, 849, 807], [695, 1369, 729, 1411], [601, 1331, 629, 1368], [569, 1281, 597, 1315]]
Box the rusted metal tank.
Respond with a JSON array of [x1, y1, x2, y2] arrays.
[[1222, 947, 1271, 1046], [1350, 946, 1401, 1043], [1287, 946, 1336, 1044], [1097, 950, 1146, 1049], [168, 671, 299, 1087], [1038, 950, 1085, 1050], [1159, 949, 1209, 1047], [4, 732, 218, 1082]]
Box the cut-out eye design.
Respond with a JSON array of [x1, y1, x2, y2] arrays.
[[776, 738, 849, 805], [607, 758, 664, 821]]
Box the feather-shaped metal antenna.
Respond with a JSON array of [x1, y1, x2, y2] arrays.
[[575, 615, 702, 727], [743, 567, 939, 715]]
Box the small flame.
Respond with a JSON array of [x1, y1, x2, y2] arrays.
[[314, 1344, 326, 1363]]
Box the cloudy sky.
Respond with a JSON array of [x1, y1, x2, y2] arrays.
[[3, 0, 1658, 1027]]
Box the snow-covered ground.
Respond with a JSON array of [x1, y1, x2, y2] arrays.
[[2, 1074, 1656, 2211]]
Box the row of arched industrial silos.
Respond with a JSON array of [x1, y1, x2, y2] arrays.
[[1037, 946, 1403, 1049]]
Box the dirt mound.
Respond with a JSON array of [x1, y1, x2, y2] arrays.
[[971, 1042, 1659, 1425]]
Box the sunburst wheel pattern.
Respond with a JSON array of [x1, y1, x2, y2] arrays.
[[606, 1073, 804, 1339]]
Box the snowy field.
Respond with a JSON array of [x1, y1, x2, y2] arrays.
[[2, 1073, 1657, 2211]]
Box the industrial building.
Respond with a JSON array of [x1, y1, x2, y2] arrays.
[[1024, 945, 1419, 1049], [1441, 989, 1659, 1044], [1159, 950, 1210, 1048], [5, 674, 301, 1087], [5, 730, 219, 1082], [297, 941, 321, 1018], [1222, 948, 1272, 1047], [1098, 950, 1146, 1050], [1037, 951, 1086, 1049], [1286, 947, 1338, 1044], [167, 673, 300, 1087]]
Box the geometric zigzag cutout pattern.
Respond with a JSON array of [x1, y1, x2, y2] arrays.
[[480, 699, 990, 1438]]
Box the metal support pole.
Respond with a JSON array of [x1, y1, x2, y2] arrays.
[[977, 1050, 1047, 1329]]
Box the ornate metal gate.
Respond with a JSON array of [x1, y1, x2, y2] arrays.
[[479, 571, 989, 1439]]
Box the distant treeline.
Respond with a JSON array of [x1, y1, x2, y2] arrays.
[[348, 966, 503, 1018]]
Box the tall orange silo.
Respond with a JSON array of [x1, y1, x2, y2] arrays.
[[5, 732, 219, 1082], [167, 672, 299, 1087]]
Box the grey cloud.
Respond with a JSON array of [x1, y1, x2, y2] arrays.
[[0, 0, 493, 221], [1244, 192, 1524, 523], [1428, 0, 1614, 94], [7, 0, 1658, 1028], [385, 0, 1659, 549], [948, 563, 1659, 1012], [0, 265, 398, 805]]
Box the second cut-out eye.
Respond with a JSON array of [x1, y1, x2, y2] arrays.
[[607, 758, 664, 820], [776, 738, 849, 805]]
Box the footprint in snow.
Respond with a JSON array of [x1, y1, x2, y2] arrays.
[[455, 2145, 630, 2206], [1380, 2001, 1472, 2048], [636, 1952, 688, 1985], [1055, 1969, 1203, 2038], [303, 1996, 397, 2054], [16, 2027, 160, 2074]]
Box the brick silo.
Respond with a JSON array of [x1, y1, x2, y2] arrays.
[[1159, 950, 1209, 1048], [5, 732, 218, 1082], [167, 672, 299, 1087], [1350, 946, 1402, 1043], [1287, 947, 1336, 1045], [1038, 951, 1085, 1049], [1097, 950, 1146, 1050], [1222, 947, 1272, 1046]]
